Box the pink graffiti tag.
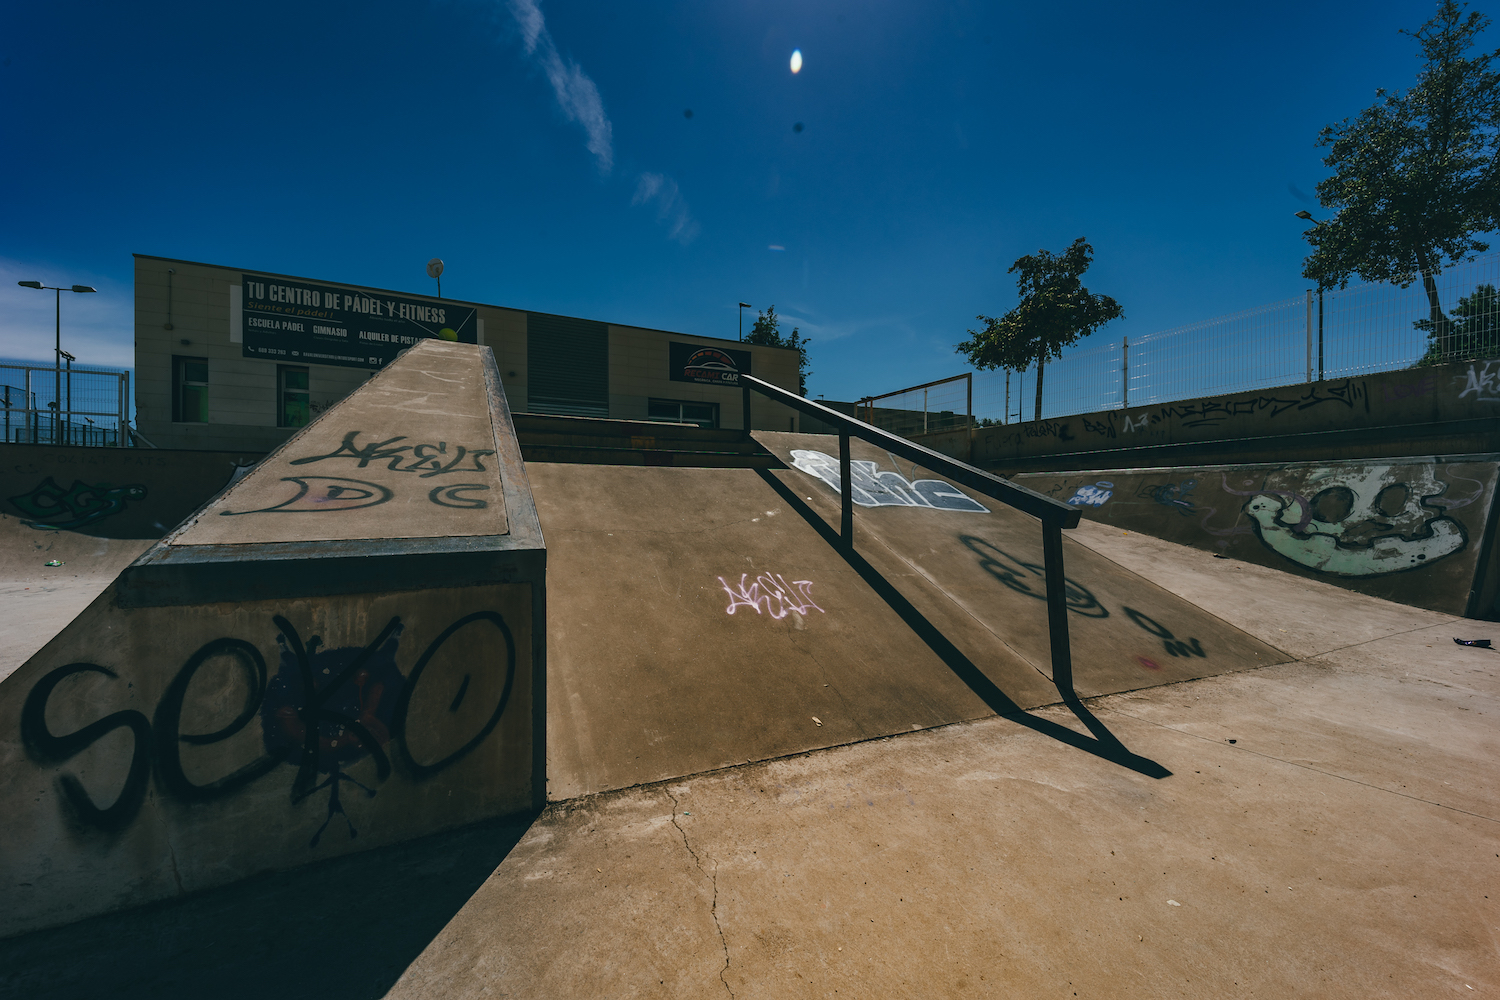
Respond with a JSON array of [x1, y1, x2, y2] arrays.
[[718, 573, 825, 619]]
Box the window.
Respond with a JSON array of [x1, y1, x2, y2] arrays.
[[279, 366, 310, 428], [648, 398, 718, 428], [172, 356, 208, 423], [526, 312, 609, 416]]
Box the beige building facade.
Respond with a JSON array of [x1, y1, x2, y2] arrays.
[[134, 254, 804, 452]]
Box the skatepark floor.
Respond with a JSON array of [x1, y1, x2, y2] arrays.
[[3, 524, 1497, 997]]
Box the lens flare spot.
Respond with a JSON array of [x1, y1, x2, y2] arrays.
[[790, 49, 803, 74]]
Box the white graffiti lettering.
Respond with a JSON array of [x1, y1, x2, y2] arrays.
[[789, 450, 989, 512], [1066, 481, 1114, 507], [718, 573, 825, 619], [1456, 360, 1500, 402]]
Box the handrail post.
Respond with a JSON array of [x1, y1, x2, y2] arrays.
[[1041, 520, 1074, 698], [838, 430, 853, 548], [742, 379, 751, 434]]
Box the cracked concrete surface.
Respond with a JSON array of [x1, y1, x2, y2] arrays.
[[384, 523, 1500, 999]]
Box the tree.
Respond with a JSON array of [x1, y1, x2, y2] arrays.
[[1414, 282, 1500, 363], [745, 305, 813, 396], [1302, 0, 1500, 342], [957, 237, 1123, 422]]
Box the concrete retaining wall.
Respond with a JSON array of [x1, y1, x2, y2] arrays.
[[1012, 455, 1500, 619], [0, 444, 263, 539], [916, 357, 1500, 472]]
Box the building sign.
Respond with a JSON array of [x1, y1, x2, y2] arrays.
[[240, 274, 478, 370], [669, 342, 752, 387]]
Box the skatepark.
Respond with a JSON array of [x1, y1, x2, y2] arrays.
[[1, 342, 1497, 997]]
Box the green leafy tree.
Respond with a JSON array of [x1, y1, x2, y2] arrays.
[[957, 237, 1123, 422], [745, 305, 813, 396], [1302, 0, 1500, 344], [1414, 282, 1500, 362]]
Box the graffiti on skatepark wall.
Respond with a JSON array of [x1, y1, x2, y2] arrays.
[[1066, 482, 1114, 507], [960, 536, 1209, 666], [1456, 360, 1500, 402], [719, 572, 825, 620], [789, 450, 989, 512], [1140, 478, 1200, 515], [7, 477, 148, 530], [1230, 465, 1469, 577], [959, 536, 1109, 618], [290, 431, 496, 477], [20, 609, 516, 845]]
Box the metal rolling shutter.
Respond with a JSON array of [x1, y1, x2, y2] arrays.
[[526, 312, 609, 417]]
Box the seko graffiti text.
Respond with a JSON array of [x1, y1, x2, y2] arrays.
[[20, 609, 515, 845]]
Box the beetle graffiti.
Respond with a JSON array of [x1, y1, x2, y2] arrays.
[[20, 609, 516, 846]]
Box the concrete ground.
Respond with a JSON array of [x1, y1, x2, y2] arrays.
[[3, 521, 1494, 997], [0, 512, 151, 684]]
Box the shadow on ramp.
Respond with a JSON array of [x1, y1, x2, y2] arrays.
[[0, 811, 536, 1000], [757, 469, 1171, 779]]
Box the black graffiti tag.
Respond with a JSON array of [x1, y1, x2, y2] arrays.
[[1124, 607, 1206, 658], [19, 610, 518, 837], [290, 431, 495, 478], [960, 535, 1109, 618], [20, 664, 152, 833]]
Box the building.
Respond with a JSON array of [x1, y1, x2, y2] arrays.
[[133, 254, 805, 452]]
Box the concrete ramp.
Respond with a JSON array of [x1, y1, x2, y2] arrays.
[[535, 433, 1287, 799], [0, 341, 544, 939]]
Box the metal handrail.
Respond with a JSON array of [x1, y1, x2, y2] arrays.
[[739, 374, 1083, 697]]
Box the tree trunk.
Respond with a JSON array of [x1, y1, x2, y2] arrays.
[[1416, 248, 1449, 358], [1033, 360, 1045, 423]]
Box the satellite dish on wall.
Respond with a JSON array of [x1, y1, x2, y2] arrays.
[[426, 259, 445, 279]]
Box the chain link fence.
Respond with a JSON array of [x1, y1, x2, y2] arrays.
[[0, 363, 131, 446], [878, 251, 1500, 426]]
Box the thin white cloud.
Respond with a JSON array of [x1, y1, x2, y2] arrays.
[[507, 0, 613, 174], [632, 172, 700, 245]]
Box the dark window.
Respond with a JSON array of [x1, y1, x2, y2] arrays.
[[173, 356, 208, 423], [278, 366, 310, 428], [526, 312, 609, 417], [648, 398, 718, 428]]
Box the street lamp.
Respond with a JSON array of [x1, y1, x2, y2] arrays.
[[1290, 213, 1323, 380], [18, 280, 97, 444], [738, 302, 753, 342]]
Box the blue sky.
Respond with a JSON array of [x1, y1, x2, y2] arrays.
[[0, 0, 1482, 402]]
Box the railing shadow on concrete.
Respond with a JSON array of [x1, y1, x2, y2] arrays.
[[741, 376, 1169, 779]]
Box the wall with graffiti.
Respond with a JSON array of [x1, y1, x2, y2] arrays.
[[933, 357, 1500, 470], [0, 579, 535, 938], [0, 443, 263, 539], [1014, 456, 1500, 618]]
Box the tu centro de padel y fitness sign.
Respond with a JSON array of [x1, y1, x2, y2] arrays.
[[239, 274, 478, 370], [669, 342, 753, 387]]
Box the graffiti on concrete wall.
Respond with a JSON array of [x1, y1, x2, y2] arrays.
[[1230, 465, 1469, 577], [20, 609, 516, 846], [790, 450, 989, 512], [7, 477, 148, 530], [718, 572, 825, 620], [290, 431, 497, 477], [960, 536, 1208, 666], [1140, 478, 1200, 515], [1066, 481, 1114, 507], [959, 536, 1109, 618], [1456, 360, 1500, 402]]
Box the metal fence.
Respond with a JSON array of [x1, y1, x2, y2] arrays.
[[857, 373, 972, 437], [889, 251, 1500, 426], [0, 363, 131, 446]]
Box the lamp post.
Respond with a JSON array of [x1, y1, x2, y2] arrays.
[[1292, 212, 1324, 380], [738, 302, 752, 341], [17, 281, 97, 444]]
